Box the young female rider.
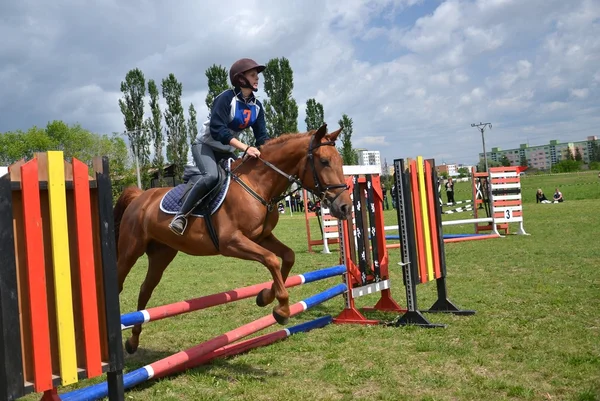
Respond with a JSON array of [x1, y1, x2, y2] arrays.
[[169, 58, 269, 235]]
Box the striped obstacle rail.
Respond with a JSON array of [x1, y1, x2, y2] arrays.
[[384, 233, 493, 241], [0, 151, 124, 401], [437, 185, 475, 215], [72, 265, 347, 399], [59, 285, 346, 401], [390, 157, 475, 327], [120, 265, 346, 329], [441, 204, 473, 215]]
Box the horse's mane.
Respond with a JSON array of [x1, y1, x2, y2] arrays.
[[261, 131, 312, 150], [229, 131, 314, 170]]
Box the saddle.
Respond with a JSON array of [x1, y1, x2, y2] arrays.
[[160, 159, 233, 249]]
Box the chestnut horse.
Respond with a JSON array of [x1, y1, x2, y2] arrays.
[[113, 124, 352, 354]]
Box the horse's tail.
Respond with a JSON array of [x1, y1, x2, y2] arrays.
[[113, 186, 143, 257]]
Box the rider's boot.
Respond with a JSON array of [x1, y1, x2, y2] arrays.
[[169, 177, 212, 236]]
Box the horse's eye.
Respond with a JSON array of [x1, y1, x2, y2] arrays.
[[320, 158, 330, 166]]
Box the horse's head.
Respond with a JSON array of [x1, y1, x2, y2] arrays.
[[301, 124, 352, 220]]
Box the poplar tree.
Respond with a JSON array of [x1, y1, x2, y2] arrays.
[[205, 64, 230, 112], [305, 98, 325, 131], [119, 68, 150, 179], [263, 57, 298, 137], [188, 103, 198, 144], [338, 114, 358, 165], [162, 73, 188, 182], [146, 79, 164, 184]]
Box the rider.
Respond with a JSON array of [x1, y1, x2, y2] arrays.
[[169, 58, 270, 235]]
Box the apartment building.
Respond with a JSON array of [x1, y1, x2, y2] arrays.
[[479, 136, 598, 170], [356, 149, 381, 168]]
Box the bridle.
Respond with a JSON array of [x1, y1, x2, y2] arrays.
[[302, 133, 349, 205], [229, 133, 349, 212]]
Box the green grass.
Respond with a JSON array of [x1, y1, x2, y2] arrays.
[[25, 172, 600, 401]]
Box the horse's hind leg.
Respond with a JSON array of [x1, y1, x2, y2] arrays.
[[125, 242, 178, 355], [255, 234, 295, 309], [222, 234, 290, 325]]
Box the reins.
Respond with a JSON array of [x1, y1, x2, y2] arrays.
[[228, 134, 348, 212]]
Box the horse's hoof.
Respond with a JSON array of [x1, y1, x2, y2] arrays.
[[256, 289, 269, 307], [124, 339, 137, 355], [273, 309, 289, 325]]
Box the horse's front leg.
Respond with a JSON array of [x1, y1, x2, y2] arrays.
[[221, 233, 290, 325], [255, 234, 295, 309]]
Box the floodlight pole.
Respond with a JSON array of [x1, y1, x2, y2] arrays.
[[471, 122, 492, 172]]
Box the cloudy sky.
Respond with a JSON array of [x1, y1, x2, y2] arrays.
[[1, 0, 599, 166]]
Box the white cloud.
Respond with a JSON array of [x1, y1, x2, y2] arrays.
[[356, 136, 389, 146], [539, 101, 568, 113], [494, 60, 533, 90], [570, 88, 590, 99]]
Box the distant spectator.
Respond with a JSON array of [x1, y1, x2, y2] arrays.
[[295, 193, 303, 212], [445, 177, 455, 204], [536, 189, 551, 204], [553, 188, 564, 203], [381, 183, 389, 210]]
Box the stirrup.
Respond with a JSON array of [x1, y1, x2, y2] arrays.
[[169, 215, 188, 236]]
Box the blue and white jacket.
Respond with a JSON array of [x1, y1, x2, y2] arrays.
[[195, 88, 269, 153]]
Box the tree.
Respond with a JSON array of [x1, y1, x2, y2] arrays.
[[551, 160, 581, 173], [519, 156, 529, 168], [0, 123, 133, 198], [575, 147, 583, 162], [337, 114, 358, 165], [45, 120, 99, 162], [590, 141, 600, 162], [146, 79, 164, 185], [262, 57, 299, 137], [305, 98, 325, 131], [188, 103, 198, 145], [162, 73, 188, 182], [118, 68, 150, 181], [457, 167, 470, 178], [564, 148, 575, 161], [94, 133, 134, 200], [500, 155, 511, 167], [205, 64, 230, 113], [477, 159, 502, 172], [0, 126, 51, 164]]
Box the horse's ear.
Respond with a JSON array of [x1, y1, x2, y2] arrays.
[[315, 123, 328, 141], [327, 126, 343, 141]]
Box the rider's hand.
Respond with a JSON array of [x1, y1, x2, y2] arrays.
[[246, 146, 261, 158]]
